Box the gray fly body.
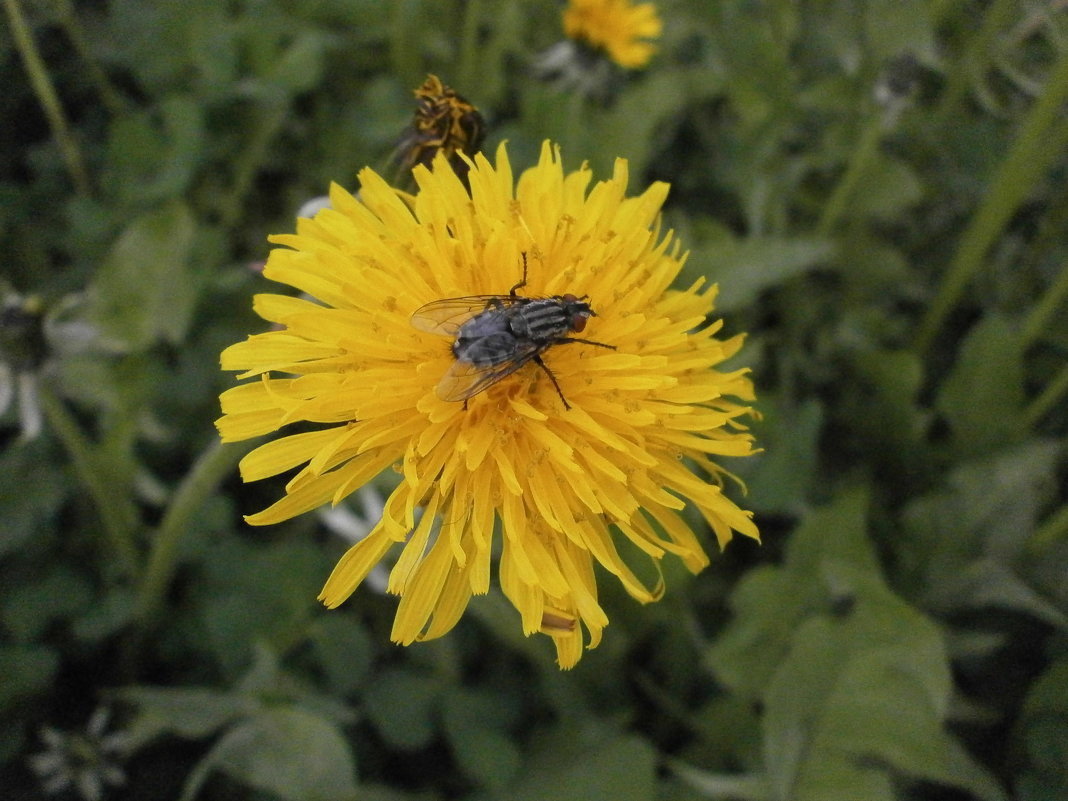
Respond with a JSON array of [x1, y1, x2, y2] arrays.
[[411, 262, 615, 409]]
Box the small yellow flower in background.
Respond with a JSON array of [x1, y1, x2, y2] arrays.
[[217, 140, 759, 668], [563, 0, 662, 70]]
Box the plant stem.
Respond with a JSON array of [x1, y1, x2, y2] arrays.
[[38, 385, 139, 576], [389, 0, 422, 88], [1022, 259, 1068, 348], [51, 0, 124, 114], [668, 760, 770, 801], [914, 47, 1068, 355], [1028, 501, 1068, 553], [457, 0, 484, 93], [3, 0, 92, 196], [817, 115, 884, 236], [133, 437, 254, 628], [937, 0, 1016, 120], [1024, 361, 1068, 429], [216, 100, 289, 229]]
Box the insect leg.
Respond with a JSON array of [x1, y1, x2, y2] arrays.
[[532, 354, 571, 410], [509, 252, 529, 298], [557, 337, 617, 350]]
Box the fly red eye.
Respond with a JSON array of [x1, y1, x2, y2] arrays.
[[561, 293, 579, 303], [570, 312, 589, 332]]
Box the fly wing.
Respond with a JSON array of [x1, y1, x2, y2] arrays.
[[410, 296, 509, 336], [436, 340, 540, 402]]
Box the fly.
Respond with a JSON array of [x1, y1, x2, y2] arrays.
[[411, 259, 616, 409]]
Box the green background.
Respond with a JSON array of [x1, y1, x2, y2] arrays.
[[2, 0, 1067, 799]]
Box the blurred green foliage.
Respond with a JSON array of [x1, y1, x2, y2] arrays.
[[2, 0, 1067, 799]]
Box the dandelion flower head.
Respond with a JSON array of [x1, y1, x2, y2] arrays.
[[217, 141, 759, 667], [563, 0, 662, 70]]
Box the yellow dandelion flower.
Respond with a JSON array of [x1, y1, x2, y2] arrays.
[[563, 0, 662, 70], [217, 141, 759, 668]]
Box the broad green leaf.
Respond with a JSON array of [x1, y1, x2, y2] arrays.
[[935, 315, 1026, 453], [91, 202, 198, 350], [900, 440, 1062, 615], [933, 558, 1068, 630], [863, 0, 938, 64], [72, 587, 137, 642], [670, 762, 769, 801], [839, 348, 926, 467], [442, 686, 521, 791], [1013, 658, 1068, 797], [363, 668, 441, 750], [194, 707, 358, 801], [589, 67, 723, 179], [762, 565, 1005, 801], [0, 440, 64, 556], [198, 540, 329, 672], [1021, 658, 1068, 719], [0, 645, 59, 711], [848, 157, 924, 222], [0, 566, 93, 640], [495, 729, 657, 801], [117, 686, 257, 745], [105, 96, 204, 206], [263, 32, 327, 94], [691, 236, 835, 312], [309, 615, 375, 696], [942, 440, 1061, 553], [707, 487, 877, 695], [741, 398, 823, 515]]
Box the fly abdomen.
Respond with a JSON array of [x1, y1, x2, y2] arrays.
[[452, 332, 520, 367]]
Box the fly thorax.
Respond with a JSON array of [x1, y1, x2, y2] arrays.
[[510, 300, 569, 342]]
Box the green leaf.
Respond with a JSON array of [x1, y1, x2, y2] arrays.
[[193, 706, 358, 801], [936, 315, 1027, 453], [362, 668, 441, 750], [848, 157, 924, 222], [0, 440, 65, 557], [495, 728, 657, 801], [105, 96, 204, 206], [0, 566, 93, 641], [264, 32, 327, 93], [762, 565, 1005, 801], [90, 202, 198, 350], [442, 686, 521, 791], [742, 398, 823, 515], [690, 236, 835, 312], [863, 0, 938, 64], [936, 558, 1068, 629], [71, 587, 137, 642], [836, 348, 927, 472], [309, 615, 375, 696], [198, 540, 329, 672], [1013, 658, 1068, 796], [117, 686, 257, 746], [899, 440, 1062, 614], [0, 645, 59, 711], [707, 487, 879, 695]]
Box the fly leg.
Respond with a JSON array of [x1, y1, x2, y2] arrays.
[[509, 252, 529, 298], [532, 354, 571, 411], [557, 337, 617, 350]]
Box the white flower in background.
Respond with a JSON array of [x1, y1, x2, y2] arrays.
[[28, 707, 129, 801], [0, 288, 113, 441]]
